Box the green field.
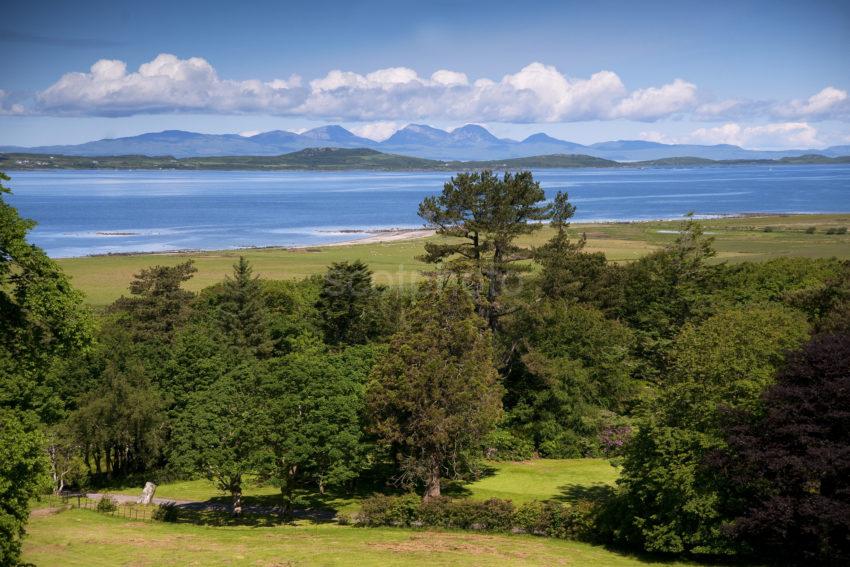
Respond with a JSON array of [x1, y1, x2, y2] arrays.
[[57, 214, 850, 305], [24, 459, 690, 566], [104, 459, 618, 513], [23, 508, 700, 567]]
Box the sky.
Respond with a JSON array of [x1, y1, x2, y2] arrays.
[[1, 0, 848, 149]]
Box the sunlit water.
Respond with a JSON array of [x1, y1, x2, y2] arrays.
[[5, 165, 850, 258]]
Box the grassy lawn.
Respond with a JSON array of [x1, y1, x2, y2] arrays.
[[23, 508, 697, 567], [107, 477, 280, 502], [462, 459, 619, 504], [56, 214, 850, 305], [103, 459, 618, 513]]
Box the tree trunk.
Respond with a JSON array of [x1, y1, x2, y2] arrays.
[[423, 462, 441, 501], [48, 445, 59, 494], [231, 487, 243, 517]]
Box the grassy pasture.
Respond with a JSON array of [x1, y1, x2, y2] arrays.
[[23, 508, 702, 567], [56, 214, 850, 305], [25, 459, 686, 566], [104, 459, 618, 513]]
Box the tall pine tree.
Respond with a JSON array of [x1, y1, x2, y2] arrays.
[[418, 170, 552, 331], [216, 257, 272, 356]]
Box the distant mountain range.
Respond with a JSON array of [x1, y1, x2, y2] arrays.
[[2, 124, 850, 162], [4, 147, 849, 172]]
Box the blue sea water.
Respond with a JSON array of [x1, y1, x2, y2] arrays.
[[5, 165, 850, 258]]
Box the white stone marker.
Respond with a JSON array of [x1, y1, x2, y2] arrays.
[[137, 482, 157, 505]]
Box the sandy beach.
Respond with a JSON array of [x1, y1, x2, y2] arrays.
[[313, 228, 435, 247]]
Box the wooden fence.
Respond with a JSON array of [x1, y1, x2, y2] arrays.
[[46, 493, 156, 521]]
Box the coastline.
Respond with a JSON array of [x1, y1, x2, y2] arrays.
[[82, 227, 437, 258], [68, 212, 849, 260]]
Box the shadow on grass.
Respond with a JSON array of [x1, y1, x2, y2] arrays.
[[163, 461, 407, 526], [441, 462, 498, 499], [554, 483, 616, 505]]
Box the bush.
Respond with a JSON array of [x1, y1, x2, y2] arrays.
[[96, 496, 117, 513], [825, 226, 848, 235], [599, 423, 633, 457], [419, 497, 515, 531], [482, 429, 535, 461], [356, 494, 598, 541], [514, 500, 595, 539], [762, 226, 777, 232], [538, 431, 583, 458], [805, 226, 817, 234], [356, 493, 420, 527], [152, 501, 180, 522]]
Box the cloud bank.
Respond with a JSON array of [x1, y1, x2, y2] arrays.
[[0, 53, 850, 131], [12, 54, 849, 126], [641, 121, 826, 150]]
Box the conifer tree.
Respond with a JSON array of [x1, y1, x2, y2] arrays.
[[317, 260, 380, 345], [418, 170, 552, 330], [217, 256, 272, 356], [367, 282, 503, 500]]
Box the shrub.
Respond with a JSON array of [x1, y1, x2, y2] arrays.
[[805, 226, 817, 234], [762, 226, 777, 232], [356, 493, 420, 527], [152, 501, 180, 522], [419, 497, 515, 531], [356, 494, 598, 541], [482, 429, 535, 461], [599, 424, 632, 457], [514, 500, 586, 538], [538, 431, 583, 458], [825, 226, 848, 235], [96, 496, 117, 513]]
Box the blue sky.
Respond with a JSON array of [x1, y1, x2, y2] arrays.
[[1, 0, 848, 148]]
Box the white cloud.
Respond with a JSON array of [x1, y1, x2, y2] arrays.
[[22, 53, 850, 127], [685, 122, 822, 149], [238, 130, 261, 137], [0, 89, 26, 115], [349, 121, 402, 141], [775, 86, 849, 119], [612, 79, 697, 120], [430, 70, 468, 86], [37, 53, 305, 116], [638, 130, 670, 143]]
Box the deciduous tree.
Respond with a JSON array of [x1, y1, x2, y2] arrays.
[[713, 330, 850, 563], [170, 365, 266, 515]]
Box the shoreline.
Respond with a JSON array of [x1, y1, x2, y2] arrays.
[[60, 212, 849, 260], [78, 228, 437, 259]]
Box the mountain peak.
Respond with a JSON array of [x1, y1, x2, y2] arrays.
[[301, 125, 358, 140], [384, 124, 450, 144], [522, 133, 560, 144], [449, 124, 499, 143]]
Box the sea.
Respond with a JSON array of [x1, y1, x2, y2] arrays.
[[5, 164, 850, 258]]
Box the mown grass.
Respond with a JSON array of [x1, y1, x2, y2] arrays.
[[104, 459, 618, 514], [461, 459, 619, 504], [23, 508, 699, 567], [56, 214, 850, 305], [107, 477, 279, 502]]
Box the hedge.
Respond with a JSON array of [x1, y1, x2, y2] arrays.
[[352, 494, 599, 541]]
